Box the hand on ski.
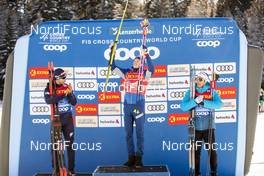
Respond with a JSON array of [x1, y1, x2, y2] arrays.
[[65, 83, 73, 96], [141, 45, 148, 58], [195, 95, 204, 104]]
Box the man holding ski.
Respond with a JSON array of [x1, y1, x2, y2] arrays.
[[44, 68, 77, 176], [108, 44, 154, 168], [180, 71, 223, 176]]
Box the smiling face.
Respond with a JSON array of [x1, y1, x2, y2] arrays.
[[133, 58, 141, 69], [195, 77, 206, 88]]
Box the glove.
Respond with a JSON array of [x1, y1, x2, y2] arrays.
[[194, 95, 203, 104], [65, 83, 73, 96], [141, 45, 148, 57]]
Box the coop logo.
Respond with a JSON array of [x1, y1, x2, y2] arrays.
[[77, 94, 96, 100], [43, 44, 67, 52], [147, 117, 166, 123], [145, 102, 167, 114], [104, 46, 160, 61], [32, 118, 50, 125], [168, 113, 189, 125], [76, 104, 97, 115], [170, 104, 181, 110], [214, 63, 236, 74], [195, 111, 210, 116], [58, 106, 70, 112], [196, 40, 220, 48], [217, 77, 234, 84]]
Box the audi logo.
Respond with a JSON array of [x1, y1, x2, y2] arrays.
[[77, 82, 95, 88], [147, 104, 165, 111], [170, 91, 185, 98], [104, 46, 160, 61], [196, 40, 220, 48], [43, 45, 67, 52], [32, 118, 50, 124], [196, 111, 210, 116], [216, 65, 234, 72], [77, 94, 96, 100], [217, 77, 234, 83], [100, 70, 116, 77], [32, 106, 49, 113], [170, 104, 181, 109], [147, 117, 165, 123], [58, 107, 69, 112]]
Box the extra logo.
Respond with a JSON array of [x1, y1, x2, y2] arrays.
[[77, 94, 96, 100], [214, 62, 236, 74], [104, 46, 160, 61], [196, 40, 220, 48], [43, 44, 67, 52], [30, 104, 50, 115], [75, 104, 97, 115], [29, 68, 49, 79], [152, 65, 167, 77], [216, 87, 236, 99], [147, 117, 166, 123], [168, 113, 189, 125], [145, 102, 167, 114], [98, 92, 121, 103], [32, 118, 50, 125]]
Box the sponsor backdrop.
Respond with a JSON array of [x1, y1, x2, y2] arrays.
[[15, 18, 245, 175]]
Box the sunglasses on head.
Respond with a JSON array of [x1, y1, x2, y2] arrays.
[[195, 77, 205, 82]]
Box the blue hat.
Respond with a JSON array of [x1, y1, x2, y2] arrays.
[[54, 68, 66, 80]]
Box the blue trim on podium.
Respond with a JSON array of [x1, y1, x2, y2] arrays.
[[93, 165, 170, 176]]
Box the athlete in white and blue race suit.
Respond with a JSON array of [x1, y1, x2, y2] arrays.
[[181, 72, 223, 176]]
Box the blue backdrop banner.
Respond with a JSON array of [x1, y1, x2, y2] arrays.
[[9, 18, 247, 176]]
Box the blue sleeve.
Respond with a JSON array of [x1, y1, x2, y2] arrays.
[[67, 93, 77, 106], [145, 54, 154, 73], [111, 58, 130, 76], [203, 90, 223, 109], [180, 90, 197, 112], [44, 85, 64, 104]]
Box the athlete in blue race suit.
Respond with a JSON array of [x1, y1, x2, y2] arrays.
[[44, 68, 77, 176], [110, 45, 154, 168], [180, 72, 223, 176]]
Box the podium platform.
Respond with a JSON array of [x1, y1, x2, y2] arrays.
[[34, 173, 92, 176], [93, 165, 170, 176]]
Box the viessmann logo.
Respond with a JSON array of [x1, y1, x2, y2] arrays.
[[75, 116, 98, 128], [76, 104, 97, 115], [167, 64, 190, 76], [43, 44, 67, 52], [98, 104, 121, 115], [196, 40, 220, 48]]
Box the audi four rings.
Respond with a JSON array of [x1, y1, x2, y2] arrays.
[[216, 65, 234, 72], [147, 104, 165, 111], [170, 91, 185, 98], [77, 82, 95, 88], [32, 106, 49, 113]]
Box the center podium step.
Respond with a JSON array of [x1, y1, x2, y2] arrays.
[[93, 165, 170, 176]]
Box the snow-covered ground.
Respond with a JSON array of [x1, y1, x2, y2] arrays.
[[247, 113, 264, 176]]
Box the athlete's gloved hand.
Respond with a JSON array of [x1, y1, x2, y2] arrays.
[[108, 42, 116, 65], [65, 83, 73, 96], [194, 95, 204, 104], [141, 45, 148, 57]]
